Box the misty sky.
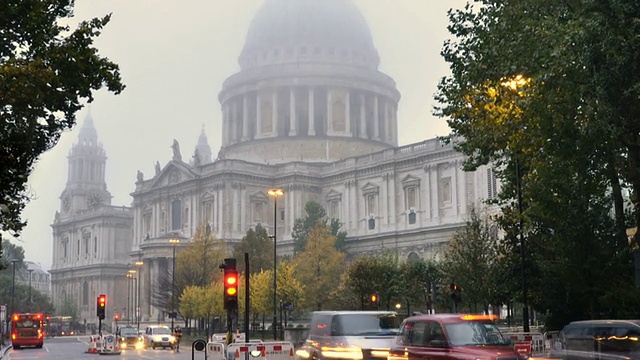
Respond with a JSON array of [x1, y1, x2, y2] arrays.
[[7, 0, 467, 270]]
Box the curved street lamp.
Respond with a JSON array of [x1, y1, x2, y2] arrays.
[[267, 189, 283, 340]]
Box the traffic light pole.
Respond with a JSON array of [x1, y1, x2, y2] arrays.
[[98, 318, 102, 337]]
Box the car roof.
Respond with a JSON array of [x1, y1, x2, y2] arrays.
[[402, 313, 497, 324], [312, 311, 398, 315], [566, 320, 640, 327]]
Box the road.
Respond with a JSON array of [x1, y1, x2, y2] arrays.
[[4, 336, 204, 360]]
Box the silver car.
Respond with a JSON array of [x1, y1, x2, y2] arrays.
[[143, 325, 176, 350], [296, 311, 400, 360]]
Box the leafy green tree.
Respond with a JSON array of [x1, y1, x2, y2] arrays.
[[249, 270, 272, 329], [436, 0, 640, 326], [293, 225, 346, 310], [399, 258, 441, 314], [0, 0, 124, 259], [292, 201, 347, 253], [233, 225, 273, 274], [0, 239, 26, 273], [57, 294, 78, 320], [441, 209, 501, 313], [276, 261, 305, 314], [179, 285, 203, 324]]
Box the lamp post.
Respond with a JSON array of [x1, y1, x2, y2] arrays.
[[128, 270, 136, 325], [27, 268, 34, 312], [126, 273, 133, 324], [9, 259, 18, 330], [135, 260, 144, 331], [502, 74, 531, 333], [169, 238, 180, 331], [267, 189, 283, 340]]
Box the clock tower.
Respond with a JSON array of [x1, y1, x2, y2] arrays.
[[59, 112, 112, 213], [50, 112, 133, 326]]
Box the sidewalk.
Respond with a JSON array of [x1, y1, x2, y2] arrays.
[[0, 343, 11, 359]]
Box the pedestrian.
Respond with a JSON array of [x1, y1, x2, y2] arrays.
[[173, 326, 183, 352]]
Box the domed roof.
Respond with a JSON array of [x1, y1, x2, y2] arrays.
[[240, 0, 379, 69]]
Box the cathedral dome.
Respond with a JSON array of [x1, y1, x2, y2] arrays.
[[239, 0, 380, 70]]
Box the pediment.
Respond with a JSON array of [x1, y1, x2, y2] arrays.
[[250, 191, 269, 202], [148, 161, 197, 189], [361, 182, 379, 195], [401, 174, 421, 187], [326, 189, 342, 201], [201, 191, 215, 201]]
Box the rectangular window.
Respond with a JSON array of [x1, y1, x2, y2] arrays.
[[94, 237, 97, 253], [84, 236, 89, 254], [487, 168, 497, 199], [253, 202, 264, 223], [366, 194, 377, 216], [171, 200, 182, 230], [405, 187, 418, 209], [63, 240, 68, 258], [77, 239, 80, 256], [329, 200, 340, 219]]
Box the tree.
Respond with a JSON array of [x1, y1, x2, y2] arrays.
[[293, 225, 346, 310], [233, 225, 273, 274], [291, 201, 347, 253], [276, 260, 305, 314], [0, 0, 124, 258], [151, 225, 227, 318], [0, 239, 26, 272], [441, 209, 501, 313], [435, 0, 640, 325], [399, 258, 441, 314], [249, 270, 272, 329]]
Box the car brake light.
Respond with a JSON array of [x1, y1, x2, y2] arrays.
[[11, 333, 17, 340]]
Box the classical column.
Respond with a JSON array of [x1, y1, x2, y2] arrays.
[[242, 95, 249, 141], [272, 91, 278, 136], [327, 89, 333, 134], [359, 94, 367, 138], [232, 186, 239, 235], [232, 100, 239, 144], [373, 96, 380, 140], [256, 93, 262, 137], [384, 101, 390, 143], [240, 186, 246, 235], [392, 103, 398, 146], [308, 88, 316, 136], [222, 103, 229, 147], [345, 91, 351, 136], [389, 173, 397, 227], [289, 88, 297, 136]]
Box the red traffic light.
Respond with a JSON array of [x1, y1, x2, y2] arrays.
[[370, 294, 378, 303], [99, 294, 106, 307], [114, 313, 120, 320], [225, 272, 238, 296]]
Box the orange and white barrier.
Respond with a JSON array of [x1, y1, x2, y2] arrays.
[[227, 341, 295, 360], [86, 335, 99, 354]]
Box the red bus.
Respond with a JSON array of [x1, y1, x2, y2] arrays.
[[11, 313, 45, 349]]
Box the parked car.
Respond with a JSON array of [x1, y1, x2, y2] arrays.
[[295, 310, 400, 360], [550, 319, 640, 359], [388, 314, 525, 360], [143, 325, 176, 350]]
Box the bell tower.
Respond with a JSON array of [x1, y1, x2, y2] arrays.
[[59, 112, 112, 214]]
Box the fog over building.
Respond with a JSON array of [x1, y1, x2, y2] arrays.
[[50, 0, 498, 325]]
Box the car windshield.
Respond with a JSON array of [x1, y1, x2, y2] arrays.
[[444, 322, 507, 346], [153, 328, 171, 335], [334, 313, 399, 336], [121, 328, 137, 335]]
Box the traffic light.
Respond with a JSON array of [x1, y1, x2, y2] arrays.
[[370, 294, 379, 304], [97, 294, 106, 319], [224, 269, 239, 310], [450, 283, 461, 303], [114, 313, 120, 321]]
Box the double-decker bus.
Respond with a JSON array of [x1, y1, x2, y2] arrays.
[[11, 313, 45, 349]]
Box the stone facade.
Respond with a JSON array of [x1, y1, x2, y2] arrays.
[[51, 0, 501, 324], [50, 115, 134, 327]]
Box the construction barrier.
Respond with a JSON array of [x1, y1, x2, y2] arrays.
[[227, 341, 295, 360], [99, 334, 121, 355], [86, 335, 99, 354], [207, 341, 226, 360], [502, 332, 545, 354]]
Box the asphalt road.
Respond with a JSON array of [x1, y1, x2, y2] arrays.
[[4, 336, 202, 360]]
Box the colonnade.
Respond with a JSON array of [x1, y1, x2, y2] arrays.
[[221, 87, 398, 147]]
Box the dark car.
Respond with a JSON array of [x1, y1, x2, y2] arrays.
[[295, 311, 400, 360], [119, 326, 142, 349], [388, 314, 525, 360], [550, 319, 640, 359]]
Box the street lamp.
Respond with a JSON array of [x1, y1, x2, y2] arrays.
[[27, 268, 34, 312], [126, 272, 133, 324], [169, 238, 180, 331], [267, 189, 283, 340], [501, 74, 531, 333], [128, 270, 136, 325], [9, 259, 18, 329], [135, 260, 144, 331]]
